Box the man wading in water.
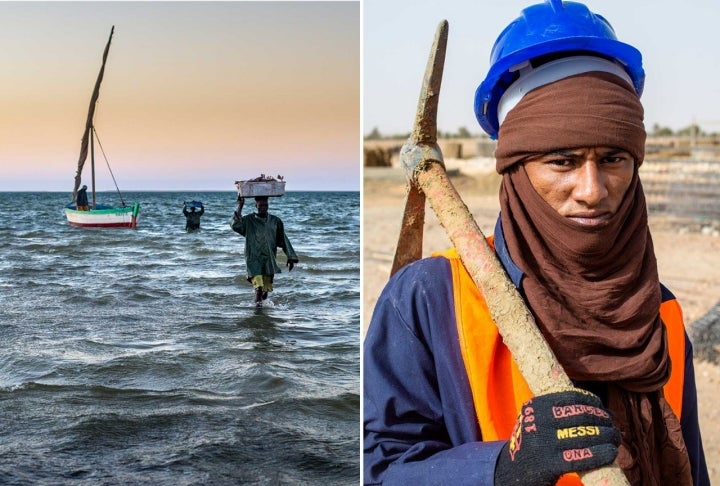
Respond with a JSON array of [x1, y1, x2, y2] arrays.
[[231, 195, 298, 307], [183, 202, 204, 232]]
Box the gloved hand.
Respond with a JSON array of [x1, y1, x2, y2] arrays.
[[287, 260, 296, 271], [494, 389, 620, 486]]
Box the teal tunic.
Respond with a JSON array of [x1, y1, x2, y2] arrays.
[[230, 211, 298, 278]]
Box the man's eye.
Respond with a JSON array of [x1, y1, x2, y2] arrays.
[[548, 159, 572, 167]]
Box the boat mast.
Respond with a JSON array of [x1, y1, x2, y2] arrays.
[[90, 126, 96, 209]]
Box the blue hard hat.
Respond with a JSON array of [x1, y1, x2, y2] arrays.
[[474, 0, 644, 139]]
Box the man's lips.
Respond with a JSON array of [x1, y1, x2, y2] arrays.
[[565, 212, 612, 226]]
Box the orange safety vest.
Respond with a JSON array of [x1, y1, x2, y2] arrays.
[[435, 247, 687, 486]]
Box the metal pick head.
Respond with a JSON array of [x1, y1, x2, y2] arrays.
[[412, 19, 448, 144], [401, 20, 448, 182]]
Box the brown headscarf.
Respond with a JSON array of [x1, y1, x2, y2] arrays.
[[495, 71, 692, 484]]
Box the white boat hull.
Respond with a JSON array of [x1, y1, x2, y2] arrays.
[[65, 202, 140, 228]]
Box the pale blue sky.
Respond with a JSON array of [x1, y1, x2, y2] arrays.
[[364, 0, 720, 136]]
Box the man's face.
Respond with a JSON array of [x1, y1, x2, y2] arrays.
[[255, 199, 269, 216], [523, 146, 635, 227]]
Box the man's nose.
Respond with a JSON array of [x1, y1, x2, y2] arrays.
[[572, 161, 608, 206]]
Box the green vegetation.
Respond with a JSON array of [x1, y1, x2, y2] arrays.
[[650, 123, 719, 137], [364, 126, 485, 140], [366, 125, 719, 140]]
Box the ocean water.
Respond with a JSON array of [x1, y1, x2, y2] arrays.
[[0, 191, 360, 485]]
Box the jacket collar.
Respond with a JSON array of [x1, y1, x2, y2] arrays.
[[493, 215, 523, 289]]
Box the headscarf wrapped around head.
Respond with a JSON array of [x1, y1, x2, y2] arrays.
[[495, 68, 646, 173]]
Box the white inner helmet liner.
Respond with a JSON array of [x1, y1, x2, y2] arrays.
[[497, 55, 635, 127]]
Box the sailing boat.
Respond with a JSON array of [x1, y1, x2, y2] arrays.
[[65, 26, 140, 228]]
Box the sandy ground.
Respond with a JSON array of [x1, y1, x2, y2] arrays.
[[362, 165, 720, 483]]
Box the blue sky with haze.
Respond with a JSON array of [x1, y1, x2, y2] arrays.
[[364, 0, 720, 136]]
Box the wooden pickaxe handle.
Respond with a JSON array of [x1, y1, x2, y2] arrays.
[[394, 20, 629, 486]]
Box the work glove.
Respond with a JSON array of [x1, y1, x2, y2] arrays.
[[494, 389, 620, 486], [287, 260, 297, 271]]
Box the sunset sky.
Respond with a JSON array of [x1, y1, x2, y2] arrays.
[[0, 1, 359, 192]]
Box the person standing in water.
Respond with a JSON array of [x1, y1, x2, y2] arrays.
[[183, 202, 205, 232], [231, 195, 298, 307]]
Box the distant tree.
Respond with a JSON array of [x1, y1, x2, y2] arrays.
[[365, 127, 383, 140], [364, 127, 484, 140], [676, 124, 704, 137], [456, 126, 471, 138], [650, 123, 674, 136]]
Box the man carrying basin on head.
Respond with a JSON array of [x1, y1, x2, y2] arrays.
[[363, 1, 709, 485], [231, 195, 298, 307]]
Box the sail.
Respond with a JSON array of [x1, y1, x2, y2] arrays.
[[72, 26, 114, 200]]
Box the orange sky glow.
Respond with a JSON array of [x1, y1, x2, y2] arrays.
[[0, 1, 360, 191]]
